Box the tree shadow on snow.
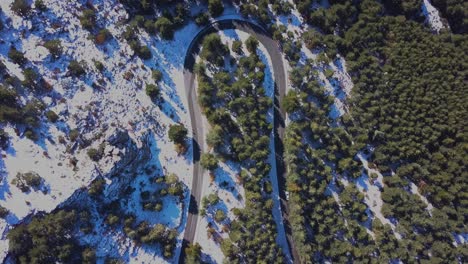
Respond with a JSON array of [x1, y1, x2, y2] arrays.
[[158, 98, 181, 123], [214, 166, 239, 198]]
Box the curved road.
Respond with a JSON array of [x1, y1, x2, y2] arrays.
[[181, 19, 299, 263]]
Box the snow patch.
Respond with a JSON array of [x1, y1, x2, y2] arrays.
[[422, 0, 447, 33], [410, 182, 434, 214], [357, 152, 402, 239]]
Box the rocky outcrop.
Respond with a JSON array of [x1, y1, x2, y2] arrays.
[[104, 130, 151, 200], [61, 129, 152, 208]]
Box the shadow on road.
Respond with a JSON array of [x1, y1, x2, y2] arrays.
[[188, 193, 199, 215], [192, 138, 201, 162]]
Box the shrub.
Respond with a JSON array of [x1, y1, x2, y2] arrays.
[[324, 68, 334, 79], [208, 0, 224, 17], [168, 182, 183, 196], [21, 100, 44, 128], [95, 29, 111, 45], [87, 147, 102, 162], [80, 9, 96, 30], [34, 0, 46, 11], [82, 248, 96, 264], [44, 39, 62, 59], [154, 202, 163, 212], [185, 243, 202, 263], [11, 0, 31, 16], [232, 40, 243, 54], [46, 110, 59, 122], [138, 46, 152, 60], [68, 60, 85, 77], [155, 17, 174, 40], [88, 178, 106, 197], [200, 153, 218, 171], [203, 193, 219, 207], [195, 13, 210, 26], [200, 33, 228, 66], [214, 209, 226, 223], [11, 171, 43, 192], [206, 125, 223, 148], [69, 129, 79, 141], [94, 60, 104, 72], [0, 85, 19, 105], [152, 69, 162, 82], [166, 173, 179, 185], [0, 206, 9, 218], [122, 25, 136, 41], [168, 124, 187, 144], [0, 129, 9, 149], [8, 47, 26, 65], [144, 19, 156, 34], [22, 68, 37, 88], [24, 130, 37, 141], [145, 84, 160, 100], [140, 191, 151, 201], [245, 36, 259, 53], [106, 214, 120, 226]]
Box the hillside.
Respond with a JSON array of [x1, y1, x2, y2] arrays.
[[0, 0, 466, 263]]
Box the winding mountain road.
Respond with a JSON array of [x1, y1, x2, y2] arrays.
[[181, 19, 299, 263]]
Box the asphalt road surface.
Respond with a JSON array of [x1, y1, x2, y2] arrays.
[[181, 19, 299, 264]]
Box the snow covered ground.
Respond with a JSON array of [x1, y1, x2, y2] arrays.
[[0, 0, 207, 261], [422, 0, 448, 33]]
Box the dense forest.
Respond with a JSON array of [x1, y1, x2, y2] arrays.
[[281, 0, 467, 262], [196, 33, 285, 263]]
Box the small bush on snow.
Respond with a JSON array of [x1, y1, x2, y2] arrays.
[[87, 147, 102, 162], [0, 129, 9, 149], [168, 124, 188, 145], [0, 206, 9, 218], [22, 68, 38, 88], [8, 47, 26, 65], [95, 29, 111, 45], [214, 209, 226, 223], [138, 45, 152, 60], [195, 12, 210, 26], [93, 60, 104, 72], [145, 84, 160, 100], [68, 60, 86, 77], [155, 17, 174, 40], [46, 110, 59, 122], [152, 69, 163, 82], [11, 171, 44, 192], [44, 39, 62, 59], [69, 129, 80, 142], [80, 9, 96, 31], [11, 0, 31, 16], [200, 153, 218, 171], [34, 0, 46, 11]]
